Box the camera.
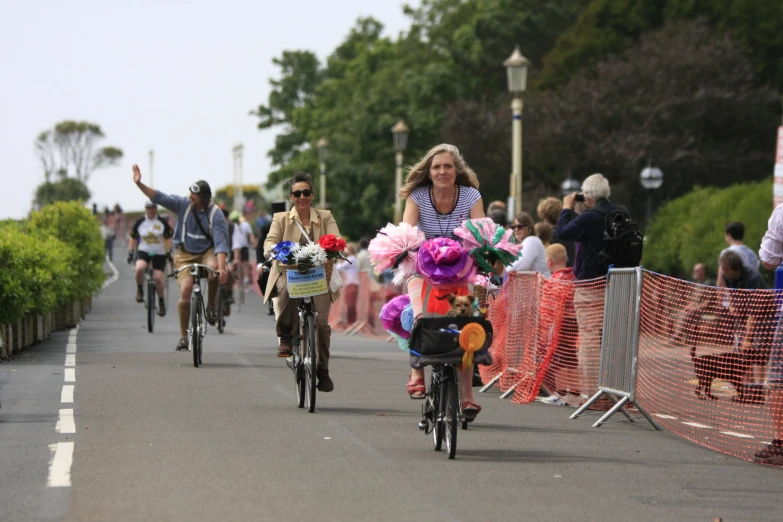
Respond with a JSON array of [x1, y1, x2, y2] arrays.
[[574, 193, 586, 202]]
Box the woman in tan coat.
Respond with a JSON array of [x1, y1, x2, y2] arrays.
[[263, 173, 343, 392]]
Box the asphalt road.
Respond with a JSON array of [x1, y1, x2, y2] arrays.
[[2, 257, 782, 522]]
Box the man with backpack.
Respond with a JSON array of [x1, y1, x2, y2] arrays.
[[555, 173, 641, 403], [132, 164, 229, 352]]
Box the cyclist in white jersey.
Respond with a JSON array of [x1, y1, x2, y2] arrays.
[[128, 201, 173, 316], [229, 211, 256, 291]]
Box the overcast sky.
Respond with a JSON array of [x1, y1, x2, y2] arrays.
[[0, 0, 418, 219]]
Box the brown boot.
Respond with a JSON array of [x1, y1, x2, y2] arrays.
[[316, 369, 334, 392], [278, 337, 293, 357]]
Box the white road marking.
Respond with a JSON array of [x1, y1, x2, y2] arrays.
[[61, 385, 74, 403], [64, 368, 75, 383], [682, 422, 713, 429], [653, 414, 678, 419], [47, 442, 74, 487], [65, 354, 75, 367], [103, 258, 119, 288], [720, 431, 755, 439], [56, 409, 75, 434], [66, 343, 77, 354]]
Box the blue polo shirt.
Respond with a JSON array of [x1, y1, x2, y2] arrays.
[[152, 191, 229, 255], [555, 198, 629, 280]]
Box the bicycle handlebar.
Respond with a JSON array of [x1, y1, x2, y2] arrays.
[[168, 263, 220, 279]]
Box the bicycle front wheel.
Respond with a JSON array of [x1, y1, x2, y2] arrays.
[[190, 295, 200, 368], [147, 279, 155, 333], [304, 313, 317, 413], [432, 375, 443, 451], [217, 288, 225, 334], [443, 376, 459, 459]]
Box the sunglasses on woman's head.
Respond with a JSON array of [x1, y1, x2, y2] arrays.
[[291, 189, 313, 198], [190, 183, 201, 194]]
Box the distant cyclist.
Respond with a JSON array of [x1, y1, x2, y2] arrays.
[[131, 164, 229, 352], [127, 201, 173, 316], [229, 210, 256, 292]]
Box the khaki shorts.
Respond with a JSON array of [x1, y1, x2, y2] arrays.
[[174, 247, 217, 288]]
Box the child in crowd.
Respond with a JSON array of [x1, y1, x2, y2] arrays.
[[540, 244, 581, 405]]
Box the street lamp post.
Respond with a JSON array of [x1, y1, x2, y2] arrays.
[[504, 46, 530, 216], [232, 143, 244, 211], [148, 150, 154, 189], [639, 159, 664, 227], [317, 138, 328, 209], [392, 120, 410, 224], [561, 173, 581, 197]]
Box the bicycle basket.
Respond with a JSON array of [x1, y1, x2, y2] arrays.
[[408, 317, 493, 368]]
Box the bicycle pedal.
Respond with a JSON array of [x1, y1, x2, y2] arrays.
[[418, 421, 427, 431]]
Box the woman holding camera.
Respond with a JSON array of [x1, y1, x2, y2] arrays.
[[263, 172, 342, 392]]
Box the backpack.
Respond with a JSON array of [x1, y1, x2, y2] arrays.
[[595, 209, 644, 268]]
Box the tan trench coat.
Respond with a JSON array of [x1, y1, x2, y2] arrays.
[[262, 207, 342, 303]]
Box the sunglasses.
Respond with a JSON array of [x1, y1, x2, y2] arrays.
[[509, 224, 526, 230], [291, 189, 313, 198]]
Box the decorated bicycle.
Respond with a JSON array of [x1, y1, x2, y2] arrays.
[[371, 217, 520, 458]]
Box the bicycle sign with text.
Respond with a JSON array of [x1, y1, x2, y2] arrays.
[[286, 267, 328, 298]]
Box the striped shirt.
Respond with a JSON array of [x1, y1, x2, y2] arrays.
[[760, 203, 783, 267], [411, 185, 481, 239]]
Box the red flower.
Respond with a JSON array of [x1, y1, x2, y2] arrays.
[[318, 234, 346, 253]]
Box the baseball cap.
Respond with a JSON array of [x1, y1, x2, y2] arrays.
[[229, 210, 241, 222], [144, 200, 156, 209]]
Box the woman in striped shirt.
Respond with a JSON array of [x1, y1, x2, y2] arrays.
[[401, 144, 486, 419]]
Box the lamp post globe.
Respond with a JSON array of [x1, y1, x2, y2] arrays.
[[561, 176, 581, 197], [392, 120, 410, 223], [639, 160, 664, 226]]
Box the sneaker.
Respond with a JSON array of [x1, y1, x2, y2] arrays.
[[278, 338, 293, 358], [206, 306, 217, 326], [158, 299, 166, 317], [540, 395, 568, 406], [136, 288, 144, 303], [175, 338, 188, 352], [317, 369, 334, 392], [754, 443, 783, 465]]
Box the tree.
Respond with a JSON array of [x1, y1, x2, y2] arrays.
[[34, 120, 123, 184], [538, 0, 783, 90], [33, 178, 91, 210]]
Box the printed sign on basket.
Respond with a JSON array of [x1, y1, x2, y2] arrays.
[[287, 267, 328, 298]]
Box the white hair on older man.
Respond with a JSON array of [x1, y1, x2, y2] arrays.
[[581, 173, 611, 201]]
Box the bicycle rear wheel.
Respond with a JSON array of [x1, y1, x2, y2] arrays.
[[304, 313, 317, 413], [190, 295, 200, 368], [431, 375, 443, 451], [295, 348, 305, 408], [146, 279, 155, 333], [443, 376, 459, 459]]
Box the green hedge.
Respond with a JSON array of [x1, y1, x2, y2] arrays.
[[0, 201, 103, 325], [642, 179, 772, 279]]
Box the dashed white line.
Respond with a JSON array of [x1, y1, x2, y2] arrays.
[[653, 414, 678, 419], [66, 343, 77, 354], [682, 421, 713, 429], [56, 409, 75, 434], [720, 431, 755, 439], [47, 442, 74, 487], [65, 354, 75, 367], [64, 368, 75, 383], [61, 385, 74, 403]]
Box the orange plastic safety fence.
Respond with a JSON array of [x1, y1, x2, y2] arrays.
[[637, 270, 780, 464], [479, 281, 509, 385], [327, 271, 401, 337]]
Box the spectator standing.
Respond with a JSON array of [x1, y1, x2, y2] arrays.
[[673, 263, 716, 345], [555, 173, 631, 401], [535, 222, 552, 247], [717, 221, 760, 288], [538, 197, 575, 267], [337, 243, 360, 325], [101, 208, 117, 261], [539, 244, 580, 405], [355, 237, 379, 328], [755, 204, 783, 464], [507, 211, 550, 276]]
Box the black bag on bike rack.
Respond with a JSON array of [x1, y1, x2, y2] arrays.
[[408, 317, 494, 369]]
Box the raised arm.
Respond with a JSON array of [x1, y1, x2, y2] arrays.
[[132, 164, 156, 200]]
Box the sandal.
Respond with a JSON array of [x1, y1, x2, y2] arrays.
[[462, 401, 482, 422], [406, 373, 426, 400]]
